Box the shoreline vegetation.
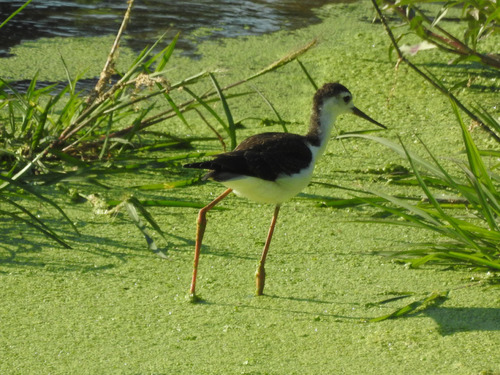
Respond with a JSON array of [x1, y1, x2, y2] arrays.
[[1, 0, 499, 373]]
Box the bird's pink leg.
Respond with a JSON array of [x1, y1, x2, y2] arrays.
[[255, 204, 281, 296], [190, 188, 233, 300]]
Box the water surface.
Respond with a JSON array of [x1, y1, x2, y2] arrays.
[[0, 0, 349, 58]]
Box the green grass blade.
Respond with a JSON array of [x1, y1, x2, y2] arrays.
[[133, 178, 201, 190], [125, 200, 167, 258], [182, 86, 230, 148], [154, 32, 179, 72], [19, 72, 39, 133], [446, 252, 500, 270], [246, 39, 316, 81], [0, 196, 72, 248], [59, 54, 75, 93], [296, 59, 318, 90], [109, 198, 215, 209], [127, 196, 167, 240], [98, 112, 114, 160], [370, 291, 448, 322], [119, 34, 171, 83], [367, 189, 442, 228], [48, 149, 89, 168], [140, 32, 178, 72], [338, 134, 443, 177], [209, 72, 237, 150], [315, 196, 387, 208], [0, 174, 79, 234], [399, 139, 481, 251], [31, 97, 53, 151], [0, 208, 72, 249], [415, 135, 474, 199], [406, 254, 440, 268], [140, 33, 188, 132], [0, 0, 34, 29], [462, 168, 499, 231], [472, 103, 500, 135], [369, 301, 422, 322], [416, 135, 499, 227], [0, 147, 48, 189], [171, 71, 210, 89], [251, 85, 288, 132], [452, 100, 496, 192], [163, 92, 192, 130]]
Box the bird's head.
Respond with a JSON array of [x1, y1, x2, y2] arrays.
[[314, 82, 386, 129]]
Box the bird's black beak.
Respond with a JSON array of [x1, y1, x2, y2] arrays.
[[352, 107, 387, 129]]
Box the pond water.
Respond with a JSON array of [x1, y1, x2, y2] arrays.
[[0, 0, 350, 58]]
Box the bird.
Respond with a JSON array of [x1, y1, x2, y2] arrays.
[[184, 82, 386, 300]]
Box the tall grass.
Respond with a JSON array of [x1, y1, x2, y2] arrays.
[[341, 102, 499, 272], [304, 0, 500, 320], [363, 0, 500, 272], [333, 99, 499, 320]]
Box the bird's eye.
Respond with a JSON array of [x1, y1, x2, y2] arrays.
[[343, 95, 351, 103]]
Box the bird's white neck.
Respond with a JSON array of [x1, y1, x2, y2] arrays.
[[306, 103, 339, 160]]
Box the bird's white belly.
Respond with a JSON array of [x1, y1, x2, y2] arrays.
[[220, 164, 315, 204]]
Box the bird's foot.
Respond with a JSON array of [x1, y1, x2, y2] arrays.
[[187, 292, 204, 304], [255, 267, 266, 296]]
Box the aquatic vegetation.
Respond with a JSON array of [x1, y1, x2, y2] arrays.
[[1, 2, 499, 372], [357, 0, 500, 273], [341, 104, 500, 273]]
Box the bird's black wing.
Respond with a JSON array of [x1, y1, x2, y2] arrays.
[[184, 133, 313, 181]]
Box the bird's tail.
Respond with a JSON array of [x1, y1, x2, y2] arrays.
[[183, 161, 214, 170], [184, 161, 217, 181]]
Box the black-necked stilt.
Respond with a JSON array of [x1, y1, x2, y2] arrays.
[[184, 82, 386, 299]]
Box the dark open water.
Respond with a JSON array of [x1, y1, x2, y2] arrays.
[[0, 0, 349, 58]]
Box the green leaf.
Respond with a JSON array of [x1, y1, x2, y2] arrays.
[[127, 196, 167, 240], [182, 86, 231, 149], [0, 174, 79, 235], [155, 32, 179, 72], [209, 72, 237, 150], [0, 0, 34, 29], [296, 59, 318, 90], [125, 200, 167, 258], [370, 291, 448, 322], [251, 85, 288, 132], [452, 100, 496, 192], [0, 197, 72, 249]]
